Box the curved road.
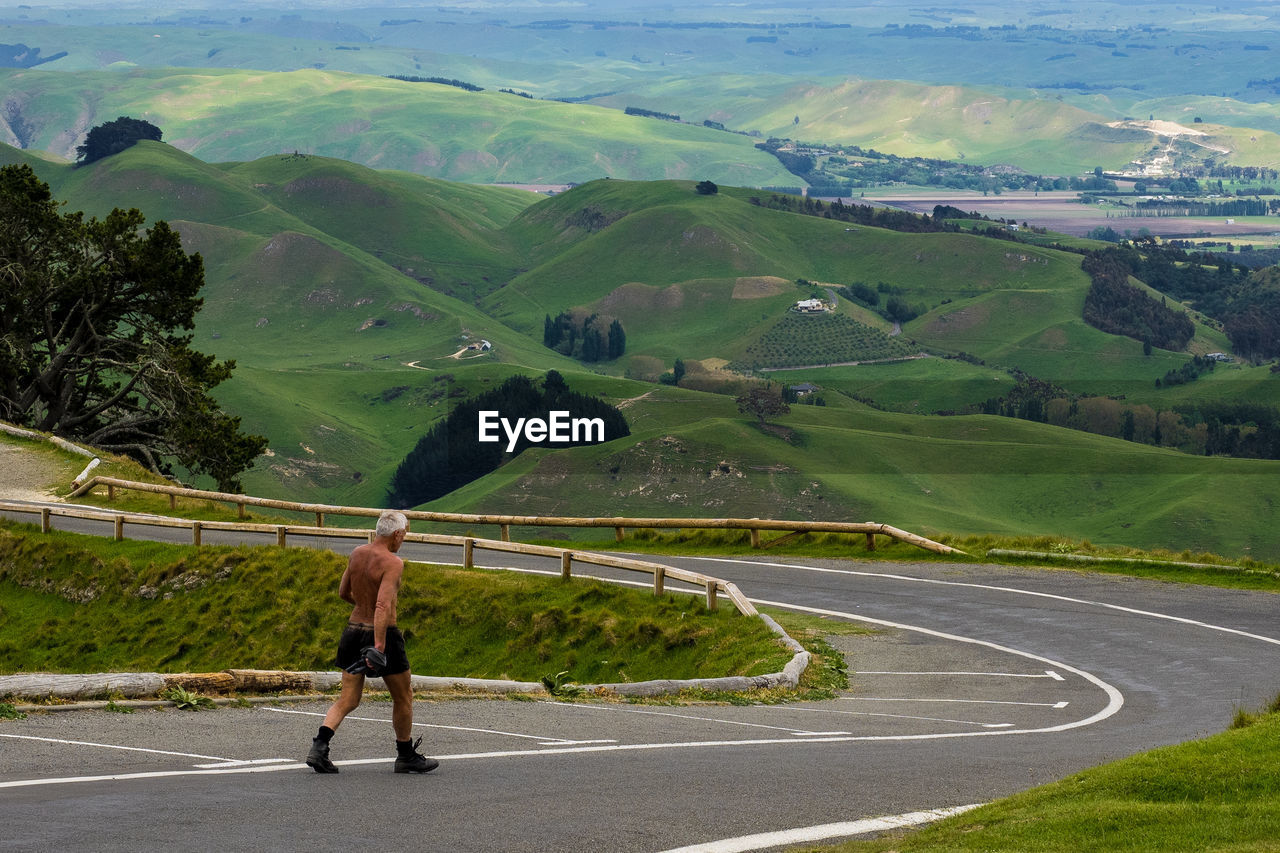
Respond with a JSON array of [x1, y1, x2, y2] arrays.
[[2, 504, 1278, 852]]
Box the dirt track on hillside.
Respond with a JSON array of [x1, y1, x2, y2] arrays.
[[0, 441, 68, 502]]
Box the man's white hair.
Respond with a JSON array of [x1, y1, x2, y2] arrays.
[[376, 510, 409, 538]]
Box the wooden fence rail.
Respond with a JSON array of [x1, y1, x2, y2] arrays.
[[68, 476, 964, 555], [0, 500, 756, 617]]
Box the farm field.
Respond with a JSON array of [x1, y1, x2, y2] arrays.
[[864, 189, 1280, 240]]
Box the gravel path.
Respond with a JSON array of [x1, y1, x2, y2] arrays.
[[0, 440, 69, 502]]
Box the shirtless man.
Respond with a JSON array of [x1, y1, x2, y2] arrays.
[[306, 510, 438, 774]]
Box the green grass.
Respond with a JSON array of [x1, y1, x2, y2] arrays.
[[596, 529, 1280, 593], [0, 67, 798, 187], [422, 390, 1280, 561], [808, 703, 1280, 853], [0, 521, 790, 686]]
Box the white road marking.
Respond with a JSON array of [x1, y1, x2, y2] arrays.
[[655, 804, 984, 853], [785, 705, 1013, 729], [261, 705, 615, 746], [858, 669, 1064, 680], [192, 758, 294, 769], [0, 732, 232, 763], [681, 555, 1280, 647], [543, 699, 850, 737], [842, 696, 1069, 709], [0, 588, 1124, 792]]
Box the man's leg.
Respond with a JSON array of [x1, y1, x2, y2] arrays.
[[383, 670, 413, 741], [307, 672, 364, 774], [323, 671, 366, 731], [385, 670, 438, 774]]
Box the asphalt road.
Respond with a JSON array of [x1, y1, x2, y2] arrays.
[[2, 503, 1278, 852]]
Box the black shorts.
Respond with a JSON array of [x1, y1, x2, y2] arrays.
[[335, 623, 410, 676]]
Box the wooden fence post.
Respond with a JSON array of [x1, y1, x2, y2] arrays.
[[500, 524, 510, 542], [237, 502, 246, 519], [107, 483, 115, 502], [561, 551, 572, 581], [615, 525, 625, 543], [705, 580, 718, 610], [750, 529, 761, 548], [464, 538, 474, 569], [865, 532, 876, 551], [315, 512, 324, 528], [114, 515, 124, 541], [169, 494, 176, 511], [41, 508, 51, 533], [192, 521, 202, 546], [653, 565, 665, 597], [276, 526, 287, 547]]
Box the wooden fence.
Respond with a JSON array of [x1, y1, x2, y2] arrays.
[[68, 476, 964, 555], [0, 499, 756, 617]]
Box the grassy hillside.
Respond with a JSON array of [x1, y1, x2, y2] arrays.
[[480, 179, 1222, 395], [594, 76, 1160, 174], [427, 383, 1280, 560], [0, 522, 787, 684], [16, 142, 1280, 558], [0, 67, 799, 186]]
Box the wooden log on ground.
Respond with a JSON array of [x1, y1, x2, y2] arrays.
[[162, 672, 236, 694], [225, 670, 315, 693], [0, 672, 167, 700]]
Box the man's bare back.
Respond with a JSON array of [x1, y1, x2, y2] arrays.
[[340, 539, 404, 650]]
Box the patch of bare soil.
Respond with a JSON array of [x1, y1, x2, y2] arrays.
[[0, 442, 69, 502], [731, 276, 790, 299]]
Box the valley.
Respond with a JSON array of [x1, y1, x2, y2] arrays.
[[4, 1, 1280, 560]]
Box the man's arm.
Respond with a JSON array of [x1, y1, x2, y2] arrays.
[[373, 557, 404, 652], [337, 563, 355, 605]]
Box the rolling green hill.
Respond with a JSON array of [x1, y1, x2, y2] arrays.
[[425, 382, 1280, 560], [14, 140, 1280, 557], [0, 67, 799, 187]]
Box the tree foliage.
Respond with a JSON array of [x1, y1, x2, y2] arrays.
[[75, 116, 163, 165], [0, 165, 265, 490], [1081, 251, 1194, 351], [542, 310, 625, 362], [735, 386, 790, 426], [386, 372, 630, 509]]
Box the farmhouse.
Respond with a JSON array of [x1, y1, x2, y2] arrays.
[[793, 298, 829, 314]]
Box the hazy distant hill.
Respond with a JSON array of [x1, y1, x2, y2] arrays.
[[0, 67, 798, 186]]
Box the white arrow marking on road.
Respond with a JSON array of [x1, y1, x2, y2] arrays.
[[261, 706, 615, 746], [785, 705, 1013, 729], [857, 669, 1064, 680], [842, 696, 1069, 709], [192, 758, 294, 769], [544, 700, 850, 737]]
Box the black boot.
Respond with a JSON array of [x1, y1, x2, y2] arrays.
[[394, 737, 438, 774], [306, 737, 338, 773]]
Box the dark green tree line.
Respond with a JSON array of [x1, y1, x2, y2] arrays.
[[386, 372, 629, 508]]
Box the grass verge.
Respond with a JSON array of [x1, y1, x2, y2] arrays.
[[560, 529, 1280, 593], [0, 520, 790, 687], [802, 698, 1280, 853]]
